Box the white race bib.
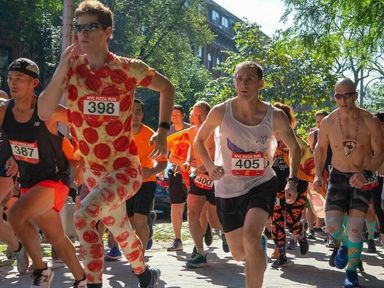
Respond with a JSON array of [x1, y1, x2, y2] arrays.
[[194, 174, 214, 190], [83, 95, 119, 121], [231, 152, 265, 176], [9, 140, 40, 164]]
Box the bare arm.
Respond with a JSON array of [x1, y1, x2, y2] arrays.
[[143, 160, 168, 179], [38, 44, 76, 120], [314, 118, 331, 189], [366, 116, 384, 172], [193, 104, 225, 180], [147, 72, 175, 158]]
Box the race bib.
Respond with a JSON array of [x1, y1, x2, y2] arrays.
[[194, 174, 214, 190], [231, 152, 265, 176], [9, 140, 40, 164], [83, 95, 119, 121]]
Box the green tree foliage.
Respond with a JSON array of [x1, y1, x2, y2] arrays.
[[199, 22, 336, 136]]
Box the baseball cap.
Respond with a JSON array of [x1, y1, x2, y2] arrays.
[[8, 58, 39, 79]]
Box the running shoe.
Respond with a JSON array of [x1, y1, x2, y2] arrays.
[[105, 245, 122, 261], [298, 232, 309, 255], [344, 270, 359, 288], [148, 210, 157, 240], [307, 230, 316, 240], [13, 244, 29, 274], [335, 245, 348, 269], [146, 239, 153, 250], [357, 260, 364, 272], [366, 239, 376, 253], [138, 267, 161, 288], [329, 248, 337, 267], [271, 254, 288, 268], [191, 246, 198, 259], [186, 252, 207, 268], [286, 238, 296, 250], [30, 266, 54, 288], [221, 233, 229, 253], [166, 239, 183, 251], [204, 224, 213, 246]]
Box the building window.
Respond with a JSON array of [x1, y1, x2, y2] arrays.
[[207, 52, 212, 70], [212, 10, 219, 24], [221, 16, 228, 28], [216, 57, 220, 66], [198, 46, 203, 58]]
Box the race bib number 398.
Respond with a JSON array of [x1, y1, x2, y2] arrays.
[[84, 95, 119, 121], [231, 152, 264, 176], [9, 140, 40, 164]]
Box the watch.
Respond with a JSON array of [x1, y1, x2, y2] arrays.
[[287, 176, 299, 184]]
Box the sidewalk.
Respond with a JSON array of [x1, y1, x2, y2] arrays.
[[1, 237, 383, 287]]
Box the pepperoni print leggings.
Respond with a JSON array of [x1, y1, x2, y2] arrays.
[[271, 181, 308, 250], [74, 166, 145, 284]]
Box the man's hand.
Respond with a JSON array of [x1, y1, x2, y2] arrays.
[[5, 157, 18, 177], [349, 172, 367, 189], [313, 175, 323, 194], [206, 164, 224, 180], [284, 181, 298, 204], [149, 129, 167, 158]]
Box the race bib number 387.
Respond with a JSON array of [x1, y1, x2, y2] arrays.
[[231, 152, 264, 176], [9, 140, 40, 164], [84, 95, 120, 121]]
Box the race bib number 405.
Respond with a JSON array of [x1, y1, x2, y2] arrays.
[[231, 152, 264, 176], [9, 140, 40, 164], [84, 95, 119, 121]]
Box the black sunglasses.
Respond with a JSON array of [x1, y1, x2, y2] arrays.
[[75, 22, 102, 33], [334, 92, 356, 100]]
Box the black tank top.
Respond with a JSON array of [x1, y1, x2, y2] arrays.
[[2, 98, 69, 188], [0, 127, 12, 166]]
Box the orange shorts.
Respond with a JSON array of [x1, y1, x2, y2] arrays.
[[20, 180, 69, 212]]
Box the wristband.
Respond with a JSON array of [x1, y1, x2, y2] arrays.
[[158, 122, 171, 131], [361, 170, 377, 183]]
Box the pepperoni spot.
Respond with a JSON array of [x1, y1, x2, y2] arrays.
[[125, 78, 136, 90], [105, 120, 123, 136], [101, 216, 115, 226], [127, 249, 141, 262], [70, 127, 78, 140], [87, 259, 103, 272], [128, 140, 138, 155], [90, 243, 104, 259], [83, 127, 99, 144], [83, 230, 99, 244], [85, 73, 102, 91], [73, 215, 86, 230], [131, 239, 141, 249], [68, 85, 78, 101], [133, 266, 146, 275], [77, 97, 85, 112], [70, 111, 83, 127], [86, 177, 96, 188], [94, 144, 111, 160], [76, 63, 89, 78], [90, 163, 106, 172], [101, 85, 120, 96], [86, 118, 103, 128], [139, 75, 152, 87], [117, 185, 128, 200], [95, 67, 111, 78], [123, 115, 132, 132], [113, 157, 131, 170], [133, 180, 141, 192], [113, 136, 130, 151], [101, 187, 115, 202], [120, 94, 132, 112], [86, 204, 100, 217], [125, 167, 138, 178], [116, 172, 130, 185], [115, 231, 129, 242], [79, 140, 90, 155], [102, 176, 115, 184]]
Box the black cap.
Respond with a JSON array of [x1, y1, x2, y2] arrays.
[[8, 58, 39, 79]]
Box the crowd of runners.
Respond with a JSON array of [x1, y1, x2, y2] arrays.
[[0, 1, 383, 288]]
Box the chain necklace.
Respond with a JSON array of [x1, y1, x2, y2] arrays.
[[338, 109, 359, 158]]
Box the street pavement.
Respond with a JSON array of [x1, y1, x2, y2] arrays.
[[1, 234, 383, 287]]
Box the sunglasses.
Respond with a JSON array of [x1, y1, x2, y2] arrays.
[[334, 92, 356, 100], [75, 22, 102, 33]]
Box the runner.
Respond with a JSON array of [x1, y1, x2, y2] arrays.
[[194, 61, 301, 288], [271, 102, 310, 268], [166, 104, 190, 252], [314, 78, 383, 288], [38, 1, 175, 287], [1, 58, 86, 287], [181, 101, 223, 268]]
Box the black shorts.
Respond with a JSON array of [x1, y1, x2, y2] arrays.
[[126, 181, 156, 217], [189, 175, 216, 206], [0, 165, 7, 177], [216, 176, 278, 233], [326, 168, 372, 213], [167, 169, 187, 204]]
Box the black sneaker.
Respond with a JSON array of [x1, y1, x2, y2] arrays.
[[221, 233, 229, 253], [357, 260, 364, 272], [167, 239, 183, 251], [307, 230, 316, 240], [138, 268, 161, 288], [271, 255, 288, 268], [148, 210, 157, 240], [367, 239, 377, 253], [186, 252, 207, 268], [329, 249, 337, 267], [191, 246, 198, 259], [298, 233, 309, 255], [204, 224, 213, 247]]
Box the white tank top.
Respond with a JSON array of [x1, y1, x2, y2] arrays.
[[214, 99, 277, 198]]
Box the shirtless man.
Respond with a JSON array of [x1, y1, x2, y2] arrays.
[[181, 101, 222, 268], [38, 1, 174, 287], [194, 61, 301, 288], [314, 78, 383, 288], [1, 58, 86, 287]]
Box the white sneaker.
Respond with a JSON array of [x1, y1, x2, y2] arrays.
[[30, 266, 54, 288]]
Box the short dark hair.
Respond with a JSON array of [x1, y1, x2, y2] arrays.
[[193, 101, 211, 116], [75, 0, 114, 29], [134, 98, 144, 112], [315, 110, 328, 117], [173, 104, 185, 114], [234, 61, 263, 80], [376, 112, 384, 123], [274, 102, 296, 128]]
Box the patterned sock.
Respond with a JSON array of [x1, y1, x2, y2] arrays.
[[366, 220, 376, 240], [331, 225, 348, 246], [346, 239, 363, 271]]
